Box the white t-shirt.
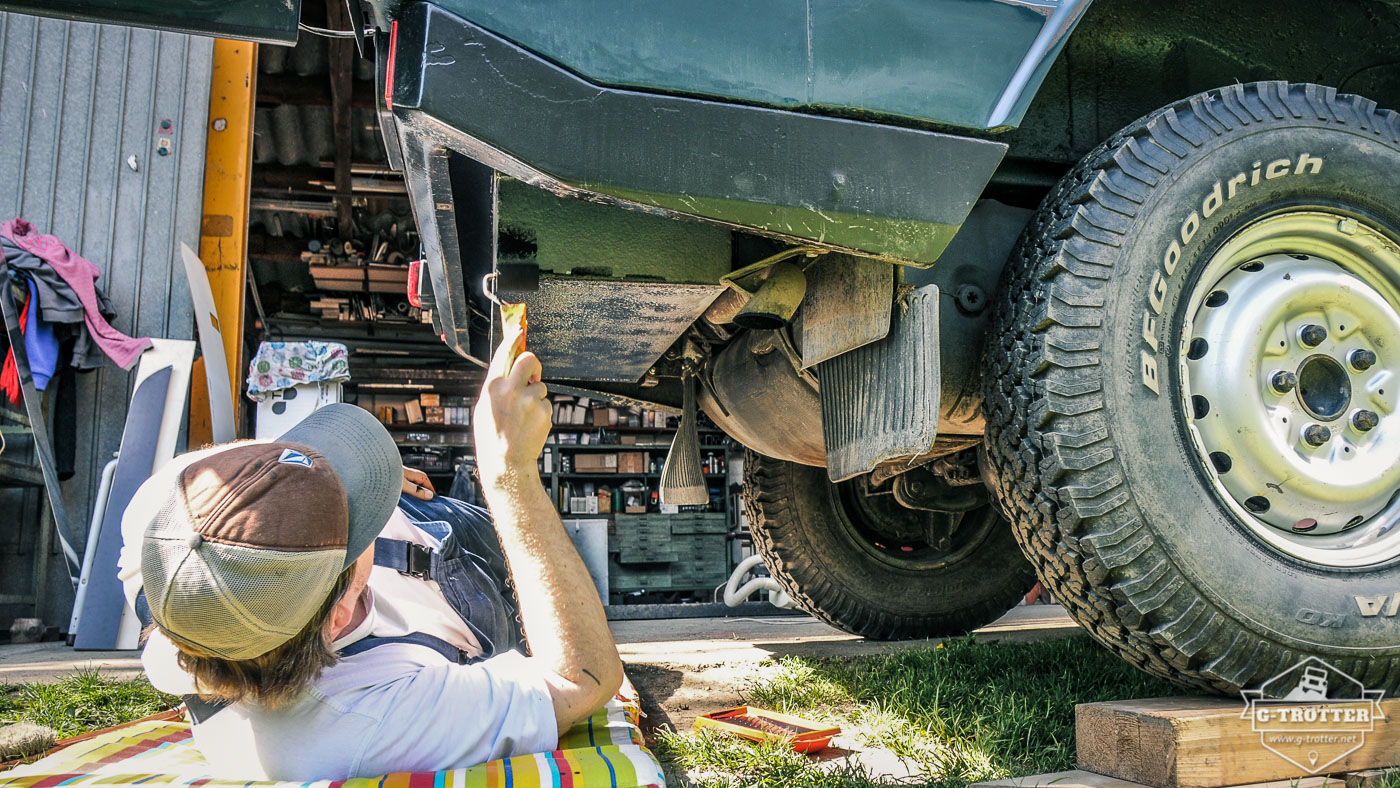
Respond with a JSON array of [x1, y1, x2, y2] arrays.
[[116, 451, 557, 780]]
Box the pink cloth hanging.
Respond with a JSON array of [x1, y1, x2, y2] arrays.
[[2, 218, 151, 369]]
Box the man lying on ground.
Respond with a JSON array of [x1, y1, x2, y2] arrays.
[[115, 327, 623, 780]]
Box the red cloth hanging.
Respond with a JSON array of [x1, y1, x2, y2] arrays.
[[0, 285, 32, 404]]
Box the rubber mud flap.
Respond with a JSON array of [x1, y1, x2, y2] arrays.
[[818, 284, 939, 482]]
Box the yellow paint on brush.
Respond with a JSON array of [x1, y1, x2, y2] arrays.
[[502, 301, 528, 363]]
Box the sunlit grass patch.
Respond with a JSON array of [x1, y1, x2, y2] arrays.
[[0, 669, 176, 739], [656, 635, 1192, 787]]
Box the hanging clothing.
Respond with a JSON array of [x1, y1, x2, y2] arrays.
[[3, 238, 103, 370], [1, 219, 151, 370], [0, 281, 31, 405], [0, 279, 58, 403], [53, 341, 77, 480], [24, 280, 59, 390]]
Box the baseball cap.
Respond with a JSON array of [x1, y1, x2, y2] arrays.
[[140, 404, 402, 660]]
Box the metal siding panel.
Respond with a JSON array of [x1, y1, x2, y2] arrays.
[[0, 10, 210, 629]]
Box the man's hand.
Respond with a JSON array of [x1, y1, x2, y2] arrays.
[[402, 468, 435, 500], [473, 324, 552, 485], [471, 325, 623, 737]]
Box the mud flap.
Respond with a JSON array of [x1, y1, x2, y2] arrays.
[[818, 284, 940, 482]]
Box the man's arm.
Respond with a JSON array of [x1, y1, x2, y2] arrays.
[[473, 328, 624, 735]]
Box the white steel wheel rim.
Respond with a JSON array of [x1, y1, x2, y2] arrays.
[[1180, 210, 1400, 568]]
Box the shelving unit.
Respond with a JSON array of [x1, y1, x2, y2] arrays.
[[328, 384, 740, 605], [544, 397, 738, 604], [338, 364, 482, 487]]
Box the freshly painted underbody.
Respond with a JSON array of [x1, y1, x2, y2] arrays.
[[379, 1, 1024, 372], [378, 0, 1400, 397]]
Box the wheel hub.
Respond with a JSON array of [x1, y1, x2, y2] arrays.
[[1296, 353, 1351, 421], [1182, 212, 1400, 566], [835, 476, 997, 570]]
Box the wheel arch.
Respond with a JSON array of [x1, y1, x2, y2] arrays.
[[1004, 0, 1400, 174]]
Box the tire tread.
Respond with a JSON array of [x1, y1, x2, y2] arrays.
[[983, 81, 1400, 693]]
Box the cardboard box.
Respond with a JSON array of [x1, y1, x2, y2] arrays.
[[591, 407, 616, 427], [424, 406, 445, 424], [419, 393, 441, 407], [575, 453, 618, 473], [617, 451, 646, 474]]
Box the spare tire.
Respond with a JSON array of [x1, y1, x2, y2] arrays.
[[984, 81, 1400, 693], [743, 451, 1037, 640]]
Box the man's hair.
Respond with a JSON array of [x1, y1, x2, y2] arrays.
[[149, 564, 357, 708]]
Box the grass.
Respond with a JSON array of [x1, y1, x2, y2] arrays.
[[0, 669, 177, 739], [0, 638, 1195, 786], [654, 635, 1193, 788]]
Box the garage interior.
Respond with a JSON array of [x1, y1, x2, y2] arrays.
[[241, 3, 750, 614], [0, 4, 764, 642]]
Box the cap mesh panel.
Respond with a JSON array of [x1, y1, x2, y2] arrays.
[[143, 495, 345, 660]]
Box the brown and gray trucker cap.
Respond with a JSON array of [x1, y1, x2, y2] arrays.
[[140, 404, 401, 660]]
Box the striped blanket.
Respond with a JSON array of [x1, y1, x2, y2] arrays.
[[0, 681, 663, 788]]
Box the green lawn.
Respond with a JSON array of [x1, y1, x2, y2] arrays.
[[0, 638, 1204, 787], [0, 670, 176, 739], [4, 643, 1395, 788], [655, 635, 1193, 788]]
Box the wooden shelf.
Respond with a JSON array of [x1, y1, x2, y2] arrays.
[[556, 472, 727, 480], [549, 442, 674, 450], [551, 425, 722, 433]]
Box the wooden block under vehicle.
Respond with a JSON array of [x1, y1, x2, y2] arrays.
[[1077, 696, 1400, 788], [972, 769, 1341, 788]]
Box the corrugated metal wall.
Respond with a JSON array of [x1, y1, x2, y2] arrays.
[[0, 10, 212, 631]]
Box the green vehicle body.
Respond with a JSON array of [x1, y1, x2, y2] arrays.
[[0, 0, 1081, 131], [6, 0, 1397, 398], [361, 0, 1083, 133]]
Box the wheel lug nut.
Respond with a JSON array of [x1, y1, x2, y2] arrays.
[[1270, 370, 1298, 393], [1353, 410, 1380, 432], [1349, 349, 1377, 372], [1303, 424, 1332, 446], [1299, 324, 1328, 348]]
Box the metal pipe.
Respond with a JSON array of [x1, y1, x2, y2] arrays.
[[723, 554, 797, 609]]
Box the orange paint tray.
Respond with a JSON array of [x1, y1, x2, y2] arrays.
[[694, 705, 840, 753]]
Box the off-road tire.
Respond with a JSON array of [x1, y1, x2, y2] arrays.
[[984, 81, 1400, 693], [744, 451, 1038, 640]]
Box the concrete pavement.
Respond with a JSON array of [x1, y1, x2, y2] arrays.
[[0, 603, 1079, 688]]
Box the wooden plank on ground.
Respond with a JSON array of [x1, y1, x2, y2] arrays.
[[974, 769, 1347, 788], [974, 769, 1146, 788], [1077, 697, 1400, 788]]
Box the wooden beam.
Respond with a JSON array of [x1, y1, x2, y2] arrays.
[[255, 74, 375, 108], [1077, 696, 1400, 788], [252, 164, 405, 193], [191, 39, 257, 446], [327, 1, 355, 236], [252, 164, 330, 190]]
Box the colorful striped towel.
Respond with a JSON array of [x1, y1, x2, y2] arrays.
[[0, 681, 663, 788]]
